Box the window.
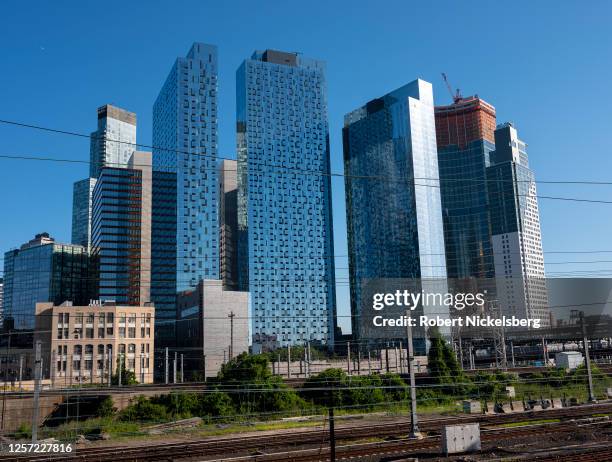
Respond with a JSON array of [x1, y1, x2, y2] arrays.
[[128, 344, 136, 354], [128, 327, 136, 338], [85, 344, 93, 355], [98, 345, 105, 355], [119, 344, 126, 354], [119, 327, 126, 338]]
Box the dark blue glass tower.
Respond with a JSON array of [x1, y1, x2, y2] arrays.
[[343, 79, 448, 343]]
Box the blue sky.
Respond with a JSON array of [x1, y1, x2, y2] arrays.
[[1, 1, 612, 332]]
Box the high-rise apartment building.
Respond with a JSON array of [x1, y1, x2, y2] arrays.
[[236, 49, 336, 347], [71, 177, 97, 250], [89, 105, 137, 178], [153, 43, 220, 343], [219, 159, 238, 289], [2, 233, 92, 330], [343, 79, 448, 345], [435, 96, 497, 282], [91, 151, 152, 306], [487, 123, 550, 326]]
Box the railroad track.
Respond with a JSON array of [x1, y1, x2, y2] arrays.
[[2, 402, 611, 461]]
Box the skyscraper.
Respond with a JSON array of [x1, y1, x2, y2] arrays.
[[2, 233, 91, 330], [153, 42, 220, 341], [343, 79, 448, 344], [72, 104, 137, 251], [71, 177, 97, 250], [435, 96, 497, 282], [91, 151, 152, 306], [89, 104, 137, 178], [153, 42, 219, 287], [236, 49, 336, 347], [487, 123, 550, 326]]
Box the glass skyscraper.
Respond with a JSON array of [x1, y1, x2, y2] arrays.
[[487, 123, 550, 326], [236, 49, 336, 347], [89, 105, 137, 178], [152, 42, 219, 341], [72, 104, 137, 251], [71, 177, 97, 250], [2, 233, 91, 330], [91, 151, 152, 306], [343, 79, 448, 343], [435, 96, 497, 282]]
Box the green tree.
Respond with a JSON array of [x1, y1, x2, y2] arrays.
[[112, 357, 138, 385], [118, 396, 168, 422], [95, 396, 117, 418], [216, 353, 306, 415]]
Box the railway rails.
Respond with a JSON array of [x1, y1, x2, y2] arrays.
[[1, 401, 611, 461]]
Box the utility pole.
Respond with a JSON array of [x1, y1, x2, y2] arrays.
[[347, 341, 351, 375], [510, 340, 516, 367], [580, 312, 596, 402], [228, 311, 235, 359], [181, 354, 184, 383], [287, 345, 291, 379], [108, 347, 112, 387], [165, 347, 169, 384], [367, 350, 372, 375], [140, 354, 145, 383], [31, 341, 42, 443], [405, 310, 420, 438], [118, 354, 122, 387], [203, 354, 207, 383], [328, 404, 336, 462], [18, 354, 23, 390], [173, 352, 178, 384]]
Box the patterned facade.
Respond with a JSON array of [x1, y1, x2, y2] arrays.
[[236, 49, 336, 347], [153, 43, 220, 345]]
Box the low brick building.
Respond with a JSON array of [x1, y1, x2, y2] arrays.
[[35, 301, 154, 385]]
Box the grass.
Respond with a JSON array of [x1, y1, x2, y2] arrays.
[[501, 418, 560, 428]]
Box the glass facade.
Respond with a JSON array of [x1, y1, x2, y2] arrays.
[[89, 105, 137, 178], [236, 49, 336, 347], [435, 97, 497, 281], [72, 177, 97, 250], [150, 169, 178, 340], [343, 79, 448, 342], [92, 167, 145, 305], [153, 42, 219, 342], [2, 234, 91, 329]]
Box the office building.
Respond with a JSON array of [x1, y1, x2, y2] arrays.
[[236, 49, 336, 347], [219, 159, 238, 289], [35, 301, 154, 385], [89, 104, 137, 178], [72, 104, 137, 251], [343, 79, 448, 345], [153, 42, 220, 342], [487, 123, 550, 326], [175, 279, 248, 378], [2, 233, 92, 330], [435, 96, 497, 283], [71, 178, 97, 250], [91, 151, 152, 306]]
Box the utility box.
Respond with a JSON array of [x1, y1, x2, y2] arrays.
[[505, 386, 516, 398], [441, 423, 481, 455], [555, 351, 584, 370], [462, 400, 482, 414]]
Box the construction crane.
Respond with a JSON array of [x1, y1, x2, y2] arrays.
[[441, 73, 463, 103]]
